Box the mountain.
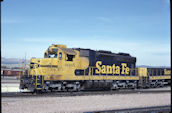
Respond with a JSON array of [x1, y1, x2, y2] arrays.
[[1, 57, 29, 64], [136, 65, 171, 68], [1, 57, 170, 68]]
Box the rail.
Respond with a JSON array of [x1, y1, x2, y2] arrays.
[[1, 88, 171, 97], [85, 105, 171, 113]]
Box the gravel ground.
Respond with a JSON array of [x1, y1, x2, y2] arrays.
[[139, 86, 171, 91], [2, 93, 171, 113]]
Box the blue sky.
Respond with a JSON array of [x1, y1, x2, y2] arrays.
[[1, 0, 170, 66]]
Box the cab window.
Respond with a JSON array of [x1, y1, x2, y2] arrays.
[[59, 52, 62, 59], [45, 53, 57, 58], [44, 48, 58, 58], [66, 54, 74, 61], [49, 53, 57, 58]]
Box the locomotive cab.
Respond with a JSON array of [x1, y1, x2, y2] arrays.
[[29, 44, 79, 79]]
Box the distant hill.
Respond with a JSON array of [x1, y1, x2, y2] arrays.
[[1, 57, 170, 68], [136, 65, 171, 68], [1, 57, 29, 64]]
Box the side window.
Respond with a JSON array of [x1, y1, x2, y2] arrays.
[[66, 54, 74, 61], [59, 52, 62, 59]]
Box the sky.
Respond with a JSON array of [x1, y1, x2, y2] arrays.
[[1, 0, 171, 66]]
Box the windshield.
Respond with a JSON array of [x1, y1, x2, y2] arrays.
[[44, 48, 58, 58], [48, 53, 57, 58]]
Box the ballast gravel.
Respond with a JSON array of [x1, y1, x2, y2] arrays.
[[2, 93, 170, 113]]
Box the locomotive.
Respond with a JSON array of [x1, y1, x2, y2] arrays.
[[20, 44, 171, 92]]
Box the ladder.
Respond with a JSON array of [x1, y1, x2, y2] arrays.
[[33, 65, 44, 90]]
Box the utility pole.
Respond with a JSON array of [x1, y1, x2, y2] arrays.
[[25, 52, 26, 72], [0, 0, 3, 60]]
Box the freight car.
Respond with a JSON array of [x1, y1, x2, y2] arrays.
[[20, 44, 171, 92], [2, 69, 22, 77]]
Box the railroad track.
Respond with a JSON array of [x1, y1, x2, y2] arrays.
[[1, 89, 171, 98], [85, 105, 171, 113]]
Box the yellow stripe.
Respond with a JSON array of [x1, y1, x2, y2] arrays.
[[149, 76, 171, 80]]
